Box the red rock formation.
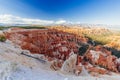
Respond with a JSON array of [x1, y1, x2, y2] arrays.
[[5, 28, 85, 61], [85, 47, 118, 72], [5, 28, 120, 75], [87, 67, 108, 74]]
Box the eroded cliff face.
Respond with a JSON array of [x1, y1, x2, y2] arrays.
[[5, 28, 87, 60], [5, 28, 120, 76]]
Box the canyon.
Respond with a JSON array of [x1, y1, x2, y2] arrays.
[[0, 27, 120, 80]]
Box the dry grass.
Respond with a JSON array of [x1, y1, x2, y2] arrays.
[[48, 26, 120, 50]]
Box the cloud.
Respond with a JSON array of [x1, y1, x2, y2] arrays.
[[0, 14, 67, 25], [55, 20, 66, 24]]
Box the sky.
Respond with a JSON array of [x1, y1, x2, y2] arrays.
[[0, 0, 120, 25]]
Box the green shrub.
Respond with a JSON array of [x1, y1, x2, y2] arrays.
[[0, 36, 6, 42]]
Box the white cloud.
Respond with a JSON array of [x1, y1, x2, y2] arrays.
[[55, 20, 66, 24], [0, 14, 67, 25]]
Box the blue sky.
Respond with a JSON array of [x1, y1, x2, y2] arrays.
[[0, 0, 120, 25]]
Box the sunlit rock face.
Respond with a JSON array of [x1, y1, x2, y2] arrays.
[[0, 60, 17, 80], [5, 28, 120, 75], [5, 28, 87, 61], [85, 45, 118, 72]]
